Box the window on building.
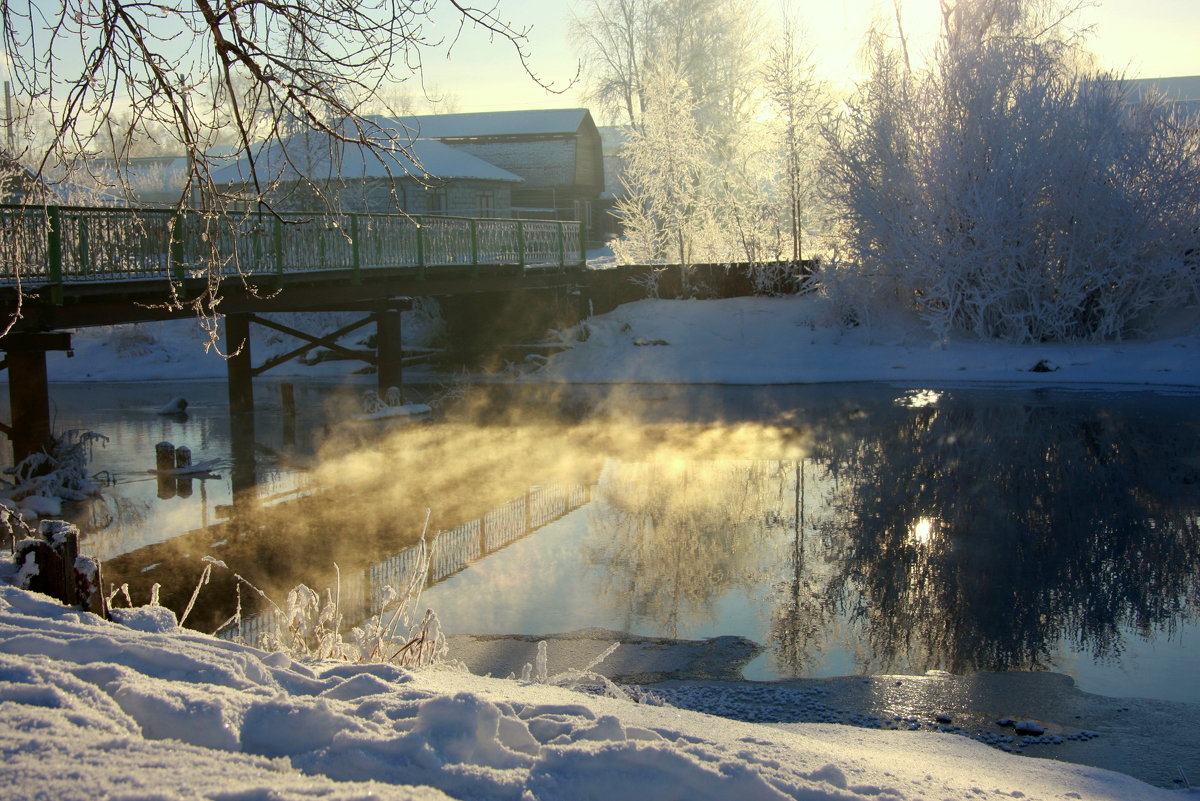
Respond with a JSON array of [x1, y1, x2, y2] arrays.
[[573, 200, 592, 225], [426, 190, 446, 215], [477, 192, 494, 218]]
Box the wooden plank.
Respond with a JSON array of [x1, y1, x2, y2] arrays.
[[0, 332, 72, 352], [248, 314, 375, 376]]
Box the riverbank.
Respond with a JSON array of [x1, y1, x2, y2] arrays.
[[39, 294, 1200, 389], [527, 296, 1200, 388]]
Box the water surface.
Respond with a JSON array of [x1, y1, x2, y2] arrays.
[[15, 380, 1200, 705]]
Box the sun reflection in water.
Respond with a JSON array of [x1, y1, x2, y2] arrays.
[[907, 517, 937, 547], [897, 389, 943, 408]]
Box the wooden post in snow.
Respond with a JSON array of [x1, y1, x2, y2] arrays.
[[13, 521, 107, 617]]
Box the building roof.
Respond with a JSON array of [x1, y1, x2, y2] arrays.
[[210, 119, 523, 186], [1119, 75, 1200, 119], [391, 109, 594, 140]]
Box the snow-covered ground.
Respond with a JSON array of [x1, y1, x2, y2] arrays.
[[0, 583, 1187, 801], [530, 296, 1200, 388], [42, 294, 1200, 389], [6, 293, 1200, 800]]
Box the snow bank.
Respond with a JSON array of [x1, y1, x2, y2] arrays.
[[36, 295, 1200, 389], [0, 584, 1180, 801], [532, 296, 1200, 388]]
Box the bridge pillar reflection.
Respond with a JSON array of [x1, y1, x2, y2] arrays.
[[224, 313, 257, 498]]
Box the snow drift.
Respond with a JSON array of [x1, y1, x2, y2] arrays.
[[0, 584, 1181, 801]]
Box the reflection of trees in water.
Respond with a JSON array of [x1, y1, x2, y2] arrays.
[[769, 459, 841, 674], [585, 460, 792, 638], [785, 393, 1200, 677]]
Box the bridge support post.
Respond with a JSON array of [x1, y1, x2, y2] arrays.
[[225, 314, 256, 498], [3, 332, 71, 465], [375, 308, 403, 399], [280, 383, 296, 448], [8, 351, 52, 464]]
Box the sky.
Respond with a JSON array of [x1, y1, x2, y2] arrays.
[[417, 0, 1200, 117]]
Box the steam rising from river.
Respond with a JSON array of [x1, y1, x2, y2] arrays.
[[96, 383, 1200, 689], [308, 384, 815, 528]]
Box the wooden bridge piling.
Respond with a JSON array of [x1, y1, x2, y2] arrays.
[[280, 383, 296, 447], [1, 332, 72, 464], [225, 313, 257, 498], [374, 308, 404, 398]]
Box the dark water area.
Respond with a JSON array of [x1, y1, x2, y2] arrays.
[[8, 379, 1200, 707]]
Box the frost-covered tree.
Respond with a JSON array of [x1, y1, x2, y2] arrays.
[[579, 0, 798, 270], [571, 0, 655, 130], [825, 0, 1200, 342], [582, 0, 833, 273], [572, 0, 764, 140], [611, 63, 711, 268], [0, 0, 553, 209], [760, 17, 829, 264]]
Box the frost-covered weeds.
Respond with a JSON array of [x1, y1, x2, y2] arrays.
[[198, 515, 449, 669], [359, 386, 405, 414], [0, 430, 108, 520], [0, 506, 37, 556], [514, 639, 647, 703]]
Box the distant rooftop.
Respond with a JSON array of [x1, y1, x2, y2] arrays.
[[390, 109, 595, 139], [210, 119, 524, 185], [1119, 75, 1200, 119]]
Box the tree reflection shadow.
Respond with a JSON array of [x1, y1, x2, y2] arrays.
[[585, 460, 792, 638], [782, 391, 1200, 676], [578, 389, 1200, 678]]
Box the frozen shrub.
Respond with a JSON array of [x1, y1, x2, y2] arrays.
[[1, 430, 107, 508], [824, 0, 1200, 343]]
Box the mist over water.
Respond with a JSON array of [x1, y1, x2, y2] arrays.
[[39, 380, 1200, 704]]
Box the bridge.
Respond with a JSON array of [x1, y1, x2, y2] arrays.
[[0, 203, 773, 467], [0, 204, 585, 319], [0, 204, 591, 464]]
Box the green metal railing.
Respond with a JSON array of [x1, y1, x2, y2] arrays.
[[0, 205, 586, 291]]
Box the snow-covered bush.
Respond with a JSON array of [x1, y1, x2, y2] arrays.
[[824, 0, 1200, 343], [0, 430, 107, 520]]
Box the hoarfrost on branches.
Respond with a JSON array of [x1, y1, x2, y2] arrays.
[[823, 0, 1200, 343]]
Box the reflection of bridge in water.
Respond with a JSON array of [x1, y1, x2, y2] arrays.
[[226, 483, 592, 647]]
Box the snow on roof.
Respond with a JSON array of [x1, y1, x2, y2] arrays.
[[391, 109, 593, 139], [209, 120, 523, 186]]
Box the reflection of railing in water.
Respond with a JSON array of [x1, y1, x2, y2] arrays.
[[229, 483, 591, 647]]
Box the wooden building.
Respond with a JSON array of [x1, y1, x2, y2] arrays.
[[398, 109, 606, 238]]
